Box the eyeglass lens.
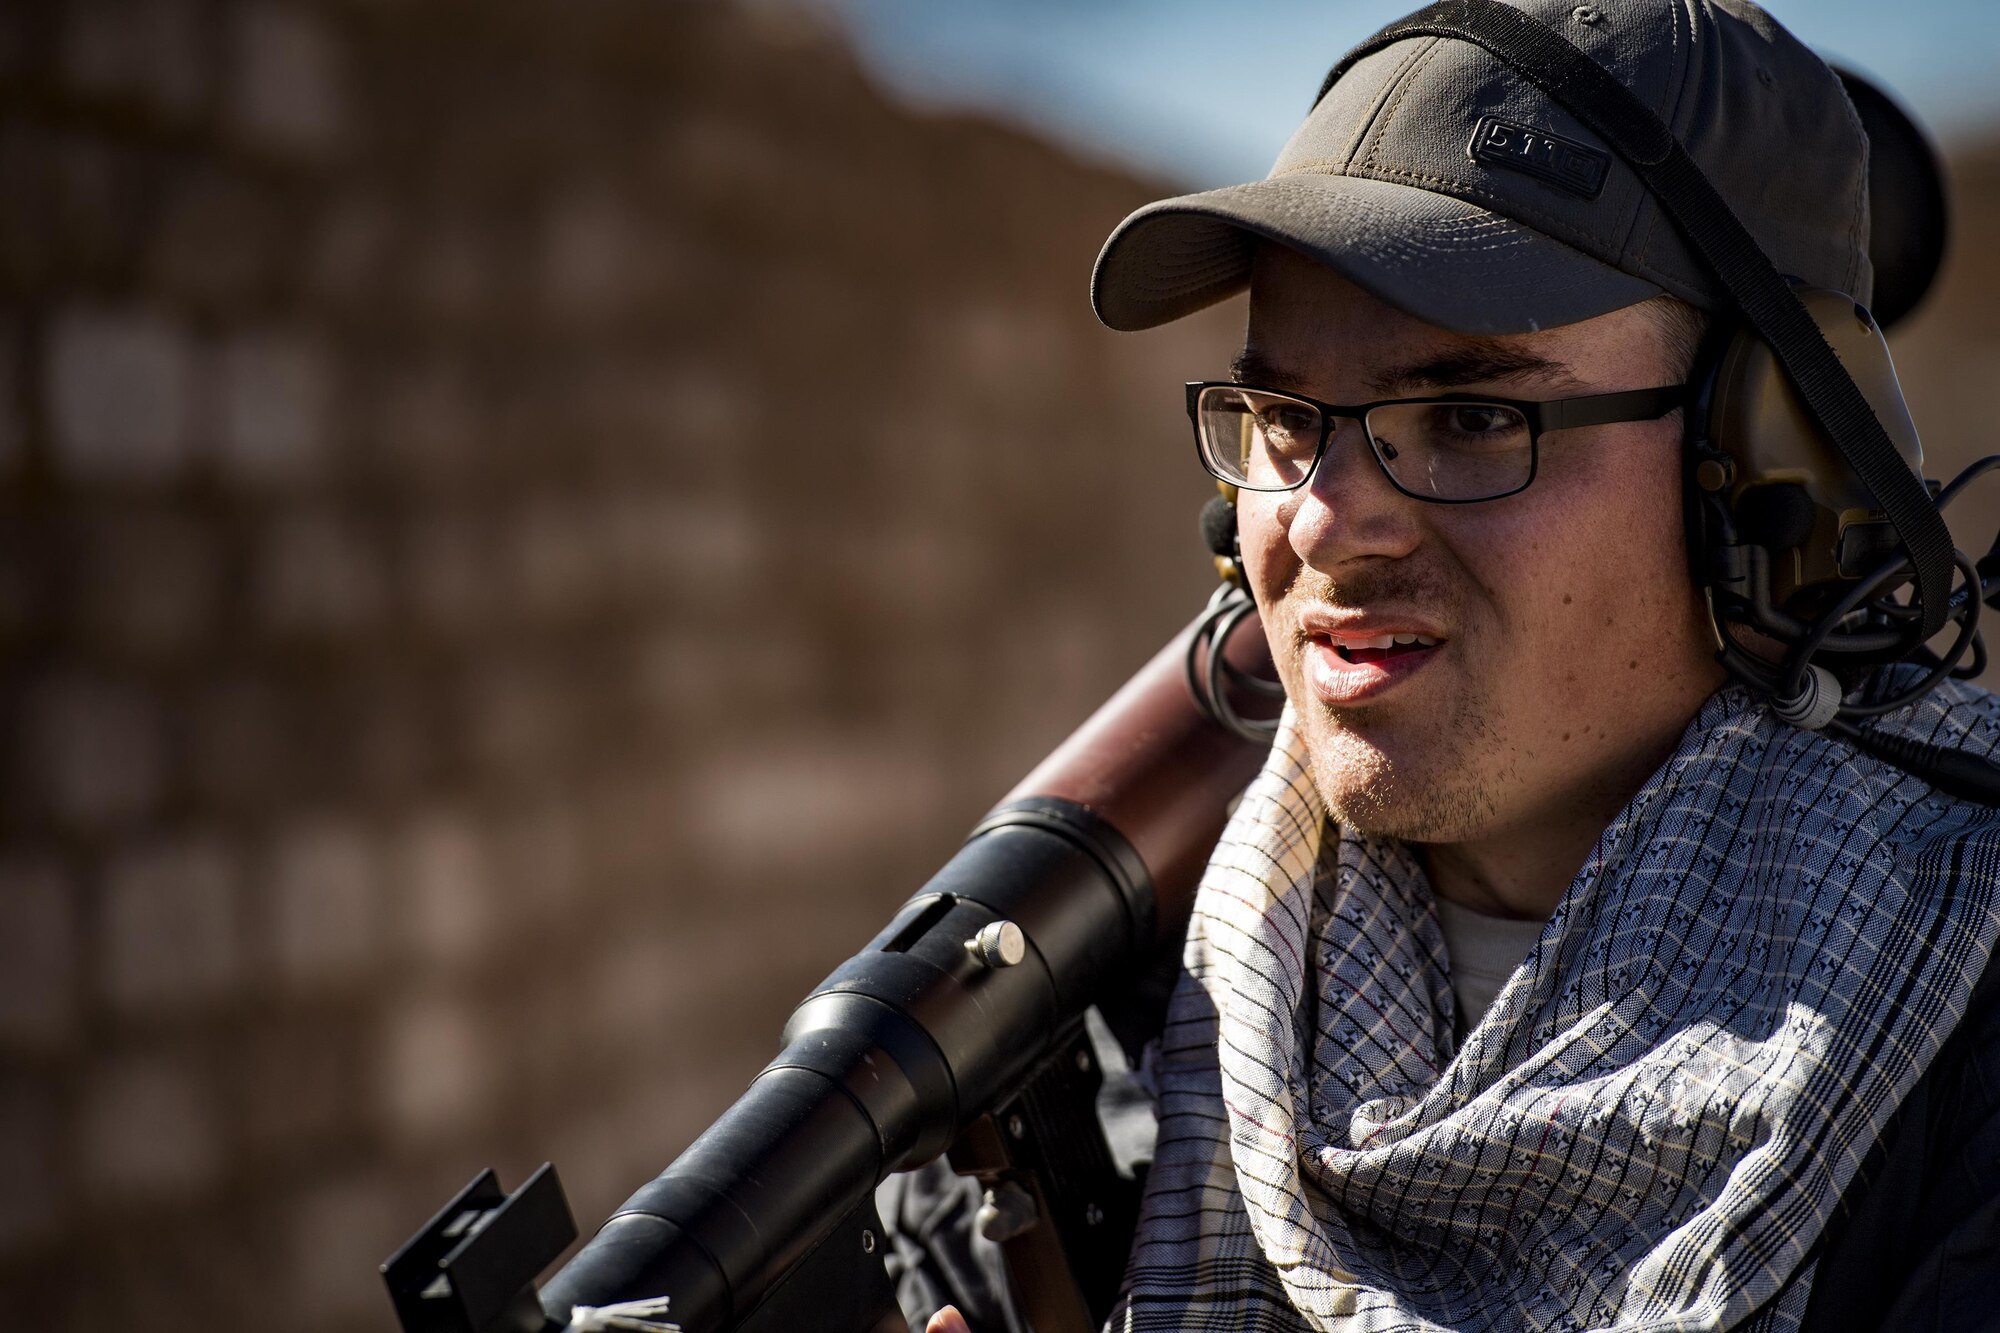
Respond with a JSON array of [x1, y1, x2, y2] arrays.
[[1196, 386, 1534, 500]]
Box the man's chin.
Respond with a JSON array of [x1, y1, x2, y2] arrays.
[[1298, 712, 1499, 844]]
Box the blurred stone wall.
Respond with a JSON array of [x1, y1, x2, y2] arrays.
[[0, 3, 1239, 1329]]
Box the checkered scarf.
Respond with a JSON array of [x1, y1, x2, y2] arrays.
[[1112, 681, 2000, 1332]]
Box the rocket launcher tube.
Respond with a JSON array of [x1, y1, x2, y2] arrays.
[[402, 609, 1275, 1333]]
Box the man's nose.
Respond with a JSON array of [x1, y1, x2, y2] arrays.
[[1284, 417, 1423, 566]]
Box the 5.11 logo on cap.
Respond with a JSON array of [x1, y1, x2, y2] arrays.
[[1468, 116, 1610, 200]]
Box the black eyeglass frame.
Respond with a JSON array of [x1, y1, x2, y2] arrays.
[[1184, 380, 1688, 503]]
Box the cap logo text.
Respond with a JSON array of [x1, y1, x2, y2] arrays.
[[1468, 116, 1610, 200]]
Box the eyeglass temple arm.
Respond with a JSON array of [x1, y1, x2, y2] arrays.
[[1535, 385, 1687, 432]]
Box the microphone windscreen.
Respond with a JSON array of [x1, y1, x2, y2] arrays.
[[1199, 495, 1237, 558]]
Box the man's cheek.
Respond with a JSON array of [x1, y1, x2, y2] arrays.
[[1241, 514, 1305, 659], [1238, 503, 1294, 584]]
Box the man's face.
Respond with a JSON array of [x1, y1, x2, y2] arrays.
[[1238, 245, 1725, 847]]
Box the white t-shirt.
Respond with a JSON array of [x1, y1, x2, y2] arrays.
[[1433, 894, 1547, 1036]]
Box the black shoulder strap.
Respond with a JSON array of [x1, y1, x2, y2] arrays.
[[1319, 0, 1955, 639]]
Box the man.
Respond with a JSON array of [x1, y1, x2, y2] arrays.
[[917, 1, 2000, 1328]]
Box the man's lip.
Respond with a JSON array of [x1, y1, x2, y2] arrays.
[[1303, 635, 1441, 704], [1297, 609, 1449, 644]]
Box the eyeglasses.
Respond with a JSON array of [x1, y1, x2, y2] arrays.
[[1186, 380, 1687, 503]]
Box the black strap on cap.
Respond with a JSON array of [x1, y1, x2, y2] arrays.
[[1317, 0, 1956, 639]]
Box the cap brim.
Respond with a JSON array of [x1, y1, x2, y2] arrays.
[[1091, 173, 1663, 336]]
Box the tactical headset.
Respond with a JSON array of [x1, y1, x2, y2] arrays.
[[1193, 0, 2000, 803]]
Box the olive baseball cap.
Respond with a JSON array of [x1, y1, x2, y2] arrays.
[[1091, 0, 1872, 335]]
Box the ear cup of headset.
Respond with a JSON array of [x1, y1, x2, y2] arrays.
[[1684, 65, 1948, 630], [1690, 288, 1926, 621]]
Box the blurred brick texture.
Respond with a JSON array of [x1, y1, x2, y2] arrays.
[[0, 2, 1242, 1329]]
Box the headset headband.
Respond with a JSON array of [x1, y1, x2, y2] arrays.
[[1319, 0, 1955, 639]]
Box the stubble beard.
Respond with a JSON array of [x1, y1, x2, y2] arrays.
[[1295, 682, 1505, 845]]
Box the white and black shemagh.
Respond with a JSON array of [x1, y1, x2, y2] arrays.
[[1110, 678, 2000, 1332]]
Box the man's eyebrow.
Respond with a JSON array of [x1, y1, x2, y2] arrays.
[[1366, 342, 1584, 396], [1228, 348, 1313, 392], [1231, 342, 1587, 399]]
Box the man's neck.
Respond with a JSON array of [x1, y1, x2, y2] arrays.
[[1418, 825, 1596, 921]]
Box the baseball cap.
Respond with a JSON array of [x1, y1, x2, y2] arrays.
[[1091, 0, 1872, 336]]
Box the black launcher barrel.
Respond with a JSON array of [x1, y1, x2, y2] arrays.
[[537, 613, 1273, 1331]]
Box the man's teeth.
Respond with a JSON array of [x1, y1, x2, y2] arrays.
[[1335, 633, 1440, 650]]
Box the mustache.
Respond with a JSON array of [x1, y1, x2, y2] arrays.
[[1274, 562, 1461, 626]]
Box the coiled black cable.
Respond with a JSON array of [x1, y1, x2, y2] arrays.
[[1755, 453, 2000, 802], [1827, 716, 2000, 805], [1185, 584, 1284, 743]]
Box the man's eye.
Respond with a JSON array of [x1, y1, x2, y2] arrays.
[[1443, 405, 1516, 436], [1257, 404, 1317, 437], [1416, 403, 1528, 452]]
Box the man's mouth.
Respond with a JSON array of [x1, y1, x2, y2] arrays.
[[1302, 628, 1446, 705]]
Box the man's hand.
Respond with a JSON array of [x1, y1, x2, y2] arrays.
[[925, 1306, 971, 1333]]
